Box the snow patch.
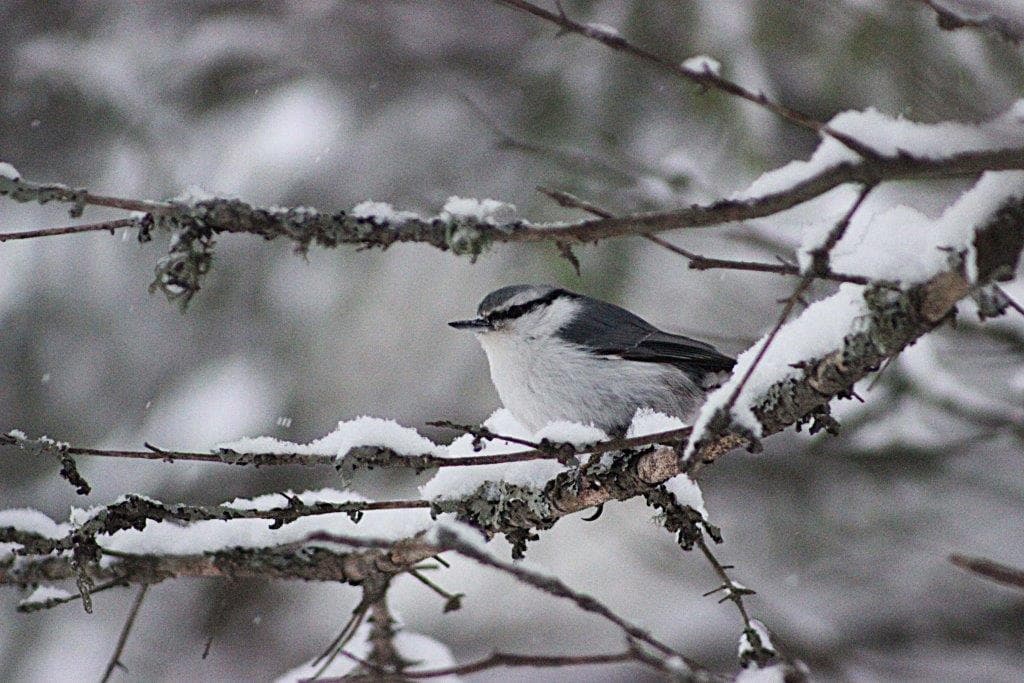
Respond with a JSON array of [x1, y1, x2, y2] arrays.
[[440, 196, 517, 224], [686, 284, 868, 457], [534, 421, 607, 447], [350, 200, 420, 224], [663, 474, 708, 520], [681, 55, 721, 76], [420, 409, 564, 499], [582, 22, 621, 39], [0, 161, 21, 180], [626, 408, 687, 437], [20, 585, 73, 608], [275, 621, 459, 682], [0, 508, 69, 539], [218, 415, 445, 460], [738, 100, 1024, 200], [739, 619, 776, 659], [736, 664, 787, 682]]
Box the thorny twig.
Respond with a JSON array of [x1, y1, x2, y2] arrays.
[[100, 584, 149, 683]]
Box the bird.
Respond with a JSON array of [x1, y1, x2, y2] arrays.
[[449, 284, 735, 435]]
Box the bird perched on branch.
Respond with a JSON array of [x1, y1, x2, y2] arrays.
[[450, 284, 735, 434]]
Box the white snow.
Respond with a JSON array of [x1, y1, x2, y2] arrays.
[[663, 474, 708, 520], [275, 621, 460, 683], [807, 171, 1024, 282], [681, 55, 722, 76], [581, 22, 621, 39], [0, 508, 69, 539], [420, 409, 564, 499], [664, 655, 690, 675], [222, 487, 367, 512], [350, 200, 420, 224], [738, 100, 1024, 200], [533, 421, 607, 447], [95, 488, 430, 558], [440, 196, 517, 224], [626, 408, 687, 437], [686, 284, 868, 457], [736, 663, 787, 682], [170, 185, 217, 203], [686, 167, 1024, 458], [217, 415, 446, 459], [0, 161, 21, 180], [20, 585, 73, 608], [739, 619, 776, 659]]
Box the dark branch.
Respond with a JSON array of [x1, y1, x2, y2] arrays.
[[495, 0, 880, 158], [916, 0, 1024, 43], [0, 218, 140, 242], [950, 553, 1024, 591], [3, 148, 1023, 250], [100, 584, 149, 683], [1, 427, 693, 472]]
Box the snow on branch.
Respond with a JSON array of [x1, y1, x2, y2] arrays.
[[2, 103, 1024, 306], [3, 162, 1022, 563]]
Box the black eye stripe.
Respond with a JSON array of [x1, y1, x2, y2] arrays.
[[485, 289, 568, 323]]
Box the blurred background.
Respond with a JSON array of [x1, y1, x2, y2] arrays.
[[1, 1, 1023, 680]]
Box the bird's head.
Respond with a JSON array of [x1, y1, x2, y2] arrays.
[[448, 284, 580, 341]]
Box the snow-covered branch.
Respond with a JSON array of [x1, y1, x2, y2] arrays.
[[3, 107, 1024, 305]]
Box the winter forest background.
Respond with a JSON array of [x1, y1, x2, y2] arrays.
[[1, 1, 1023, 681]]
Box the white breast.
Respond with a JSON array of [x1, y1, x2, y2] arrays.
[[477, 329, 702, 434]]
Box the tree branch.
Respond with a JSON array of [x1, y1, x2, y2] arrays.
[[949, 553, 1024, 591], [3, 148, 1022, 250], [100, 584, 149, 683], [916, 0, 1024, 43], [495, 0, 880, 159], [1, 427, 692, 472]]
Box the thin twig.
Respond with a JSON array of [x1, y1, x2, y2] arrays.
[[306, 529, 712, 675], [16, 577, 127, 613], [993, 284, 1024, 317], [1, 427, 692, 472], [428, 528, 706, 671], [644, 232, 872, 285], [311, 601, 372, 677], [407, 569, 463, 612], [950, 553, 1024, 590], [377, 650, 639, 679], [915, 0, 1024, 43], [719, 184, 875, 417], [100, 584, 149, 683], [0, 218, 139, 242], [497, 0, 881, 159], [539, 185, 872, 285], [696, 538, 753, 626]]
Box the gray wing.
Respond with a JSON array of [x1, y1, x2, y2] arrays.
[[559, 296, 735, 380]]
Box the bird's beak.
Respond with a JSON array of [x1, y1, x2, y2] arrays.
[[448, 317, 491, 331]]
